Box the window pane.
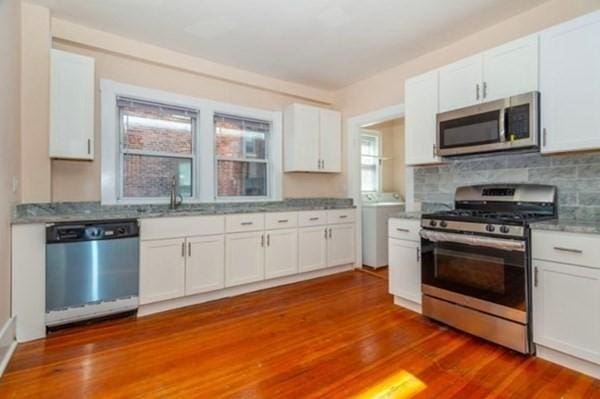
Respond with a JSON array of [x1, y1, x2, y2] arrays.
[[361, 135, 379, 156], [217, 160, 267, 197], [361, 156, 377, 192], [121, 101, 194, 155], [215, 115, 268, 160], [123, 155, 192, 198]]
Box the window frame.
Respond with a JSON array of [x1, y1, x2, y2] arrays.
[[213, 113, 271, 201], [117, 97, 198, 202], [360, 130, 382, 193], [100, 80, 282, 205]]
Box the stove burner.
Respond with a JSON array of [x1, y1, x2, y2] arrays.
[[430, 210, 548, 222]]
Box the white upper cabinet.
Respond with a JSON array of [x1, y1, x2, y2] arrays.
[[540, 11, 600, 154], [319, 109, 342, 172], [438, 54, 483, 113], [50, 49, 95, 160], [482, 35, 539, 102], [284, 103, 341, 173], [438, 36, 539, 113], [404, 70, 442, 166]]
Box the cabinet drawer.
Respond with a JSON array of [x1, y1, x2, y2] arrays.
[[140, 216, 224, 241], [388, 218, 421, 242], [327, 208, 356, 225], [298, 210, 327, 227], [532, 230, 600, 269], [225, 213, 265, 233], [265, 212, 298, 230]]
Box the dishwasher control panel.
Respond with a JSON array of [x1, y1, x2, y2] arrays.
[[47, 220, 139, 243]]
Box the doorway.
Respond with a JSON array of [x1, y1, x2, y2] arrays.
[[358, 118, 406, 279]]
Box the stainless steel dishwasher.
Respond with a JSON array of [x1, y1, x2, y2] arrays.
[[46, 220, 139, 327]]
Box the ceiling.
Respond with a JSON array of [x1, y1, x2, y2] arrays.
[[32, 0, 549, 90]]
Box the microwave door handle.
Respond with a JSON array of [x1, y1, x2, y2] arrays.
[[499, 109, 506, 143]]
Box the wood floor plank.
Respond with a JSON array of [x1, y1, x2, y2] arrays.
[[0, 270, 598, 398]]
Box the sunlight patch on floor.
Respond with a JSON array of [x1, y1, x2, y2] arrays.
[[353, 370, 427, 399]]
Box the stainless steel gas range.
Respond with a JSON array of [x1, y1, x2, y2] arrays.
[[419, 184, 557, 354]]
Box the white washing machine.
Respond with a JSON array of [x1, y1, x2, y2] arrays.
[[361, 193, 405, 268]]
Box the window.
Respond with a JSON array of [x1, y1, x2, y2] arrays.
[[215, 114, 269, 198], [361, 132, 381, 192], [118, 98, 196, 199], [101, 80, 282, 204]]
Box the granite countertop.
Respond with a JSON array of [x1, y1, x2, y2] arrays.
[[12, 198, 355, 224], [530, 219, 600, 235], [389, 211, 422, 220]]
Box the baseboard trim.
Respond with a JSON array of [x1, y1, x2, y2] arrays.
[[139, 265, 353, 317], [393, 296, 422, 314], [536, 345, 600, 379], [0, 317, 17, 377]]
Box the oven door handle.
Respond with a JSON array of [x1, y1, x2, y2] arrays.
[[420, 229, 525, 252]]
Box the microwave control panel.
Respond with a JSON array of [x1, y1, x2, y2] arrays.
[[506, 104, 530, 140]]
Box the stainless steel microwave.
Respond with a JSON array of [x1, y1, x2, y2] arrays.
[[436, 91, 539, 157]]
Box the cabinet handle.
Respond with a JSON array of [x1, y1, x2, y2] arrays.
[[542, 128, 547, 147], [396, 228, 410, 233], [534, 266, 538, 287], [324, 228, 328, 239], [328, 228, 332, 238], [482, 81, 487, 99], [277, 219, 288, 223], [241, 222, 253, 226], [310, 217, 319, 221], [339, 215, 348, 219], [181, 242, 185, 257], [188, 242, 191, 257], [87, 139, 91, 155], [261, 234, 265, 247], [432, 144, 437, 157], [476, 83, 480, 101], [267, 234, 270, 246], [553, 246, 583, 254], [416, 247, 421, 262], [322, 159, 325, 169]]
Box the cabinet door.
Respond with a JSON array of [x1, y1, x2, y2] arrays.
[[319, 109, 342, 172], [540, 12, 600, 154], [533, 260, 600, 364], [140, 238, 186, 304], [388, 239, 421, 304], [265, 228, 298, 279], [483, 35, 539, 102], [404, 70, 442, 165], [298, 226, 328, 272], [225, 231, 265, 287], [50, 49, 95, 160], [327, 223, 356, 267], [185, 235, 225, 296], [438, 55, 483, 112], [284, 104, 320, 171]]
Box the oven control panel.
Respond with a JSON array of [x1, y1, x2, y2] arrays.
[[421, 218, 525, 238]]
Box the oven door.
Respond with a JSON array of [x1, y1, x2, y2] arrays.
[[420, 230, 528, 323]]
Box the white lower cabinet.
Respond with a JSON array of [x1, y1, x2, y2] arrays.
[[265, 228, 298, 279], [298, 226, 328, 272], [185, 235, 225, 296], [225, 231, 265, 287], [533, 259, 600, 364], [388, 238, 421, 304], [140, 238, 186, 305], [388, 217, 422, 309], [327, 223, 355, 267]]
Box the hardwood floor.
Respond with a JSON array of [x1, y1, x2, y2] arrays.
[[1, 271, 598, 398], [361, 265, 389, 280]]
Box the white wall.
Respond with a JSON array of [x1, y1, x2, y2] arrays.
[[0, 0, 22, 326]]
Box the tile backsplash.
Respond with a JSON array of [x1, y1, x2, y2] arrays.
[[414, 151, 600, 220]]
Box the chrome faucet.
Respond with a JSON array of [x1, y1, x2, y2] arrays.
[[169, 175, 183, 210]]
